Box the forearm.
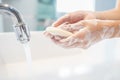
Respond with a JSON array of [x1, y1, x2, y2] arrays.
[[95, 9, 120, 20], [95, 0, 120, 20]]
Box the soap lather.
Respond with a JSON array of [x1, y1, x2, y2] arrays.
[[46, 27, 73, 37]]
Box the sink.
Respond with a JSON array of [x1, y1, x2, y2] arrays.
[[0, 31, 120, 80]]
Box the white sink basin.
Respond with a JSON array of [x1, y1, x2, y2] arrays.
[[0, 31, 120, 80]]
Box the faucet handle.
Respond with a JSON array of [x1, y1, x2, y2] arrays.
[[14, 23, 30, 44]]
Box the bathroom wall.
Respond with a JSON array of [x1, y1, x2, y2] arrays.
[[56, 0, 95, 25], [0, 1, 7, 78], [36, 0, 56, 31], [0, 0, 3, 32], [0, 1, 7, 79], [95, 0, 116, 11], [2, 0, 37, 32], [2, 0, 56, 32], [0, 15, 3, 32]]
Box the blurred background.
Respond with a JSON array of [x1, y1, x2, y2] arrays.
[[0, 0, 116, 32]]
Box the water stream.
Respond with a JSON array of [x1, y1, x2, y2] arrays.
[[23, 42, 32, 77]]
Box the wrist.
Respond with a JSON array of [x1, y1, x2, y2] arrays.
[[112, 21, 120, 38], [103, 20, 120, 38], [94, 11, 107, 20], [98, 20, 120, 39]]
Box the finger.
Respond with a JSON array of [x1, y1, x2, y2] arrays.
[[65, 42, 80, 48], [58, 21, 85, 33], [53, 14, 71, 27], [69, 21, 86, 31], [43, 31, 54, 38], [51, 38, 62, 44], [58, 22, 74, 32], [59, 28, 90, 48], [52, 35, 65, 41], [59, 35, 81, 47]]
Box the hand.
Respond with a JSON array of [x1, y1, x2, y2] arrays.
[[47, 19, 119, 49], [53, 10, 96, 27]]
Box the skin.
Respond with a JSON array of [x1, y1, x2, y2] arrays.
[[95, 0, 120, 20], [44, 0, 120, 49]]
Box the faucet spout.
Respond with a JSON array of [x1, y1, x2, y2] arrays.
[[0, 3, 30, 44]]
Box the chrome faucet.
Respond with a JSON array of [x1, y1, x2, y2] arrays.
[[0, 3, 30, 44]]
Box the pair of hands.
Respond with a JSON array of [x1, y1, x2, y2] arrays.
[[44, 11, 118, 49]]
